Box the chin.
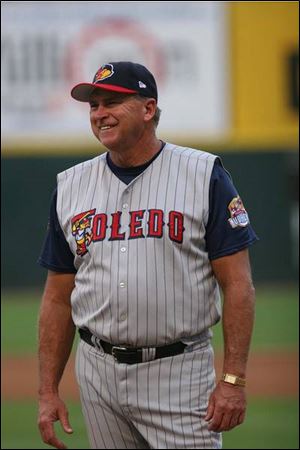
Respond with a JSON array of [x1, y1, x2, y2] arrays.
[[99, 135, 119, 150]]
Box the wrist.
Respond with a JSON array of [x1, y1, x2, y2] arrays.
[[221, 373, 246, 387], [38, 387, 59, 397]]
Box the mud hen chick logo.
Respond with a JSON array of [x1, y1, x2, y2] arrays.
[[93, 64, 114, 82], [71, 209, 96, 256]]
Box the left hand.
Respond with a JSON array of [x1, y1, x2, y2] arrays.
[[204, 381, 246, 432]]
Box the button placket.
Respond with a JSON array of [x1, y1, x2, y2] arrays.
[[119, 190, 130, 259], [119, 312, 127, 321], [118, 191, 130, 325]]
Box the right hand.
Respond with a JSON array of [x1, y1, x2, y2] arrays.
[[38, 393, 73, 449]]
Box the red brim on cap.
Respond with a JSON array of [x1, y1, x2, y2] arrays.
[[71, 83, 138, 102]]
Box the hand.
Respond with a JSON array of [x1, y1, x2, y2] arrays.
[[38, 393, 73, 449], [204, 381, 246, 432]]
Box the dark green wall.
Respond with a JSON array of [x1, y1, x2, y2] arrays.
[[220, 151, 298, 282], [2, 155, 86, 288], [1, 150, 298, 288]]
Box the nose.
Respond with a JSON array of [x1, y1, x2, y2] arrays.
[[92, 103, 109, 120]]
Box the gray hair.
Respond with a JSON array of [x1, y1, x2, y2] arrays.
[[134, 95, 161, 128], [153, 106, 162, 128]]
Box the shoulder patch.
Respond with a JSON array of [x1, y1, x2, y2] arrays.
[[228, 196, 249, 228]]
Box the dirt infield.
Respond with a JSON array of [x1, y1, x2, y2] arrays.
[[2, 351, 298, 400]]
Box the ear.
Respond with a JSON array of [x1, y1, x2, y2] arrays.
[[143, 99, 157, 123]]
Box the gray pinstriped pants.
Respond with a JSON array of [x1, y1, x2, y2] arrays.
[[75, 340, 222, 449]]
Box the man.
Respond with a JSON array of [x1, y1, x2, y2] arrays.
[[38, 61, 258, 449]]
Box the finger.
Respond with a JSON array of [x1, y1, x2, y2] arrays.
[[218, 413, 233, 432], [227, 412, 241, 430], [210, 411, 233, 432], [46, 435, 68, 449], [207, 411, 224, 432], [204, 398, 215, 421], [58, 408, 73, 434], [237, 411, 246, 425], [40, 422, 67, 449]]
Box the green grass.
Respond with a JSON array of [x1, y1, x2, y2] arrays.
[[1, 398, 298, 449], [212, 284, 299, 351], [222, 398, 299, 449], [1, 289, 41, 356], [1, 289, 79, 355], [1, 284, 298, 355], [1, 401, 89, 449]]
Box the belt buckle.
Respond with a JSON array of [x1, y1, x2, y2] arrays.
[[111, 345, 129, 361]]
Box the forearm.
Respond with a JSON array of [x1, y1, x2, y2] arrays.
[[222, 281, 255, 378], [38, 273, 76, 396]]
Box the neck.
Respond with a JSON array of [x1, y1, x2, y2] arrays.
[[108, 135, 162, 168]]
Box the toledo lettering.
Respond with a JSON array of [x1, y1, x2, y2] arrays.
[[71, 208, 185, 256]]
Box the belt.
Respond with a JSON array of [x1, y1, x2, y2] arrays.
[[79, 328, 187, 364]]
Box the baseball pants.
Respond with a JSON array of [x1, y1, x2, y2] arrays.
[[75, 339, 222, 449]]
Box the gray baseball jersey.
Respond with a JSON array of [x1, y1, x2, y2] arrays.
[[56, 143, 221, 347]]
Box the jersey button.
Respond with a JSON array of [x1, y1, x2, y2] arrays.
[[119, 282, 126, 288], [122, 203, 129, 209], [120, 313, 127, 321], [120, 247, 127, 253]]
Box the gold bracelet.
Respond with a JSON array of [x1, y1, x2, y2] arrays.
[[222, 373, 246, 387]]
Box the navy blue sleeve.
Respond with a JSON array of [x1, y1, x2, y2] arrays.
[[38, 188, 77, 273], [206, 159, 259, 260]]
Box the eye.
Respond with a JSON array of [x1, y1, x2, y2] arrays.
[[107, 100, 119, 106]]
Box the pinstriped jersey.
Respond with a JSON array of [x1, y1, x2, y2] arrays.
[[56, 143, 221, 346]]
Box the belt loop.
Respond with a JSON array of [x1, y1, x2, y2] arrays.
[[91, 335, 105, 355], [142, 347, 156, 362]]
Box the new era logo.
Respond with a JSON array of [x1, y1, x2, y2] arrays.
[[138, 81, 147, 88]]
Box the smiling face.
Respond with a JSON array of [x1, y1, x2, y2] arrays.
[[89, 90, 157, 152]]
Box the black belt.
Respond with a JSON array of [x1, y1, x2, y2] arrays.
[[79, 328, 187, 364]]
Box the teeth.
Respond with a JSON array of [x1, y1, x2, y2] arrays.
[[101, 126, 112, 130]]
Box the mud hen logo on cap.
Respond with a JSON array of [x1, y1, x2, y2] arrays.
[[94, 64, 114, 82]]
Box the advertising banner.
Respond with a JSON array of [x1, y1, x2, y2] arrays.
[[2, 1, 230, 147]]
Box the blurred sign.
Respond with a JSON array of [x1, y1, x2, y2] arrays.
[[288, 51, 299, 112], [1, 1, 230, 147], [231, 2, 299, 147]]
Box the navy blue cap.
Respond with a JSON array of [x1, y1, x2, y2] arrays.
[[71, 61, 158, 102]]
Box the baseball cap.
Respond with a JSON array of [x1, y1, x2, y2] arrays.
[[71, 61, 158, 102]]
